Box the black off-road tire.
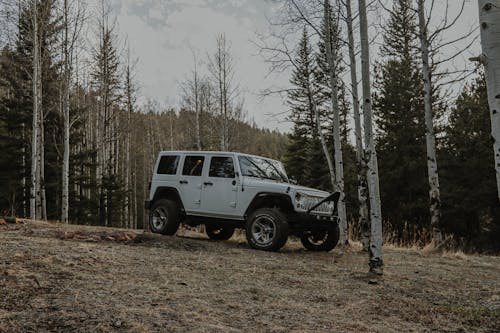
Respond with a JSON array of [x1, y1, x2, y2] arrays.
[[205, 224, 235, 240], [149, 199, 180, 235], [245, 208, 289, 252], [300, 223, 340, 252]]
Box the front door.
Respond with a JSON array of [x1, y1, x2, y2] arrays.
[[200, 155, 239, 218], [178, 155, 206, 214]]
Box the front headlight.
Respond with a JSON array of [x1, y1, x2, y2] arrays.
[[295, 192, 302, 202]]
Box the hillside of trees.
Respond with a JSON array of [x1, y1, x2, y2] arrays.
[[0, 0, 287, 231]]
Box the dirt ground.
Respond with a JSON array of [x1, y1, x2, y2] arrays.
[[1, 221, 499, 333]]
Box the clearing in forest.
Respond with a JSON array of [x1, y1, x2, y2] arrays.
[[0, 221, 499, 332]]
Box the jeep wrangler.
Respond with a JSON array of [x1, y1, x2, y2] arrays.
[[145, 151, 340, 252]]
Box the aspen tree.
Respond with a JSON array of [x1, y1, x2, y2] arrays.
[[477, 0, 500, 203], [345, 0, 369, 250], [358, 0, 383, 273], [417, 0, 442, 243]]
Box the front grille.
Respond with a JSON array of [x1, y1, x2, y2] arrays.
[[303, 197, 333, 215]]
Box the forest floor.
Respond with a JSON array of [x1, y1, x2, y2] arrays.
[[0, 221, 499, 333]]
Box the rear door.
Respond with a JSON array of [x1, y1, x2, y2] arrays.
[[200, 155, 239, 218], [178, 154, 206, 214]]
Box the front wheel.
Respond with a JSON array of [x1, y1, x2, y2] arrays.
[[246, 208, 289, 251], [149, 199, 180, 235], [300, 224, 339, 252], [205, 224, 235, 240]]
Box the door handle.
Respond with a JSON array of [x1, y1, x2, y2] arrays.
[[204, 181, 213, 186], [180, 180, 188, 184]]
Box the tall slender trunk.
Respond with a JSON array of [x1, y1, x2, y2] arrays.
[[308, 89, 336, 197], [345, 0, 370, 250], [30, 1, 39, 221], [132, 157, 137, 229], [61, 0, 70, 223], [478, 0, 500, 203], [22, 123, 26, 217], [125, 111, 131, 228], [324, 0, 347, 244], [193, 57, 202, 150], [358, 0, 383, 273], [39, 102, 47, 220], [417, 0, 442, 243], [170, 112, 174, 150]]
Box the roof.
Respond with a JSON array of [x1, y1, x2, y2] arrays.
[[158, 150, 280, 161]]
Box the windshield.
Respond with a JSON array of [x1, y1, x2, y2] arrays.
[[238, 155, 288, 183]]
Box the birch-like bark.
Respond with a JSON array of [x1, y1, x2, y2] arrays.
[[345, 0, 370, 250], [61, 0, 70, 224], [358, 0, 383, 273], [417, 0, 442, 243], [39, 100, 47, 220], [30, 1, 39, 221], [124, 46, 135, 228], [307, 87, 336, 202], [324, 0, 347, 244], [21, 123, 26, 217], [478, 0, 500, 203]]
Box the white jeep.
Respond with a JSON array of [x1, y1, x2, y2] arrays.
[[145, 151, 340, 252]]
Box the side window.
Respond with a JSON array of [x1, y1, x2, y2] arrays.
[[157, 155, 179, 175], [209, 157, 235, 178], [182, 156, 205, 176]]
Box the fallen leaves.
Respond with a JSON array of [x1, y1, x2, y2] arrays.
[[56, 231, 137, 242], [0, 217, 23, 225]]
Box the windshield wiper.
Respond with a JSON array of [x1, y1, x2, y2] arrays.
[[261, 159, 287, 183]]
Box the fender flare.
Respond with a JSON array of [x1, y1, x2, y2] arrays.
[[244, 192, 294, 218]]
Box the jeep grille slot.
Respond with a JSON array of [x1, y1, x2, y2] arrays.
[[303, 197, 332, 215]]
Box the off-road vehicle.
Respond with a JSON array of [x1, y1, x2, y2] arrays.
[[145, 151, 340, 252]]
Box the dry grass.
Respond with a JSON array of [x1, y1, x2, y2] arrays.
[[1, 221, 499, 333]]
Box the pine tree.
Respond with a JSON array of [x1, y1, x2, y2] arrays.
[[283, 27, 330, 189], [0, 48, 31, 217], [373, 0, 429, 235], [91, 0, 123, 227], [441, 72, 500, 251]]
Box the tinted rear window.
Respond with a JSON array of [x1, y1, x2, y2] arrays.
[[182, 156, 205, 176], [157, 155, 180, 175], [209, 157, 235, 178]]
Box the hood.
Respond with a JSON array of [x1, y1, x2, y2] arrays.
[[242, 176, 330, 198], [289, 185, 330, 198]]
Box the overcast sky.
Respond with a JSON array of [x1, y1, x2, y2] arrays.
[[97, 0, 481, 132]]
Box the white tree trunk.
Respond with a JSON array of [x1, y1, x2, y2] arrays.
[[39, 102, 47, 220], [309, 92, 336, 201], [22, 123, 27, 217], [30, 1, 40, 220], [478, 0, 500, 203], [61, 0, 70, 224], [193, 55, 202, 151], [324, 0, 348, 244], [358, 0, 383, 273], [345, 0, 370, 250], [30, 1, 39, 221], [418, 0, 442, 243]]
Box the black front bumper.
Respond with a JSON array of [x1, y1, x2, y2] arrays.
[[291, 191, 341, 232]]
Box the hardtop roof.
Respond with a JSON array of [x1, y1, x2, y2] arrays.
[[158, 150, 281, 162]]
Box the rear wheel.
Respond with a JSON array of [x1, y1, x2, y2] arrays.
[[149, 199, 180, 235], [300, 224, 339, 252], [246, 208, 288, 251], [205, 224, 235, 240]]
